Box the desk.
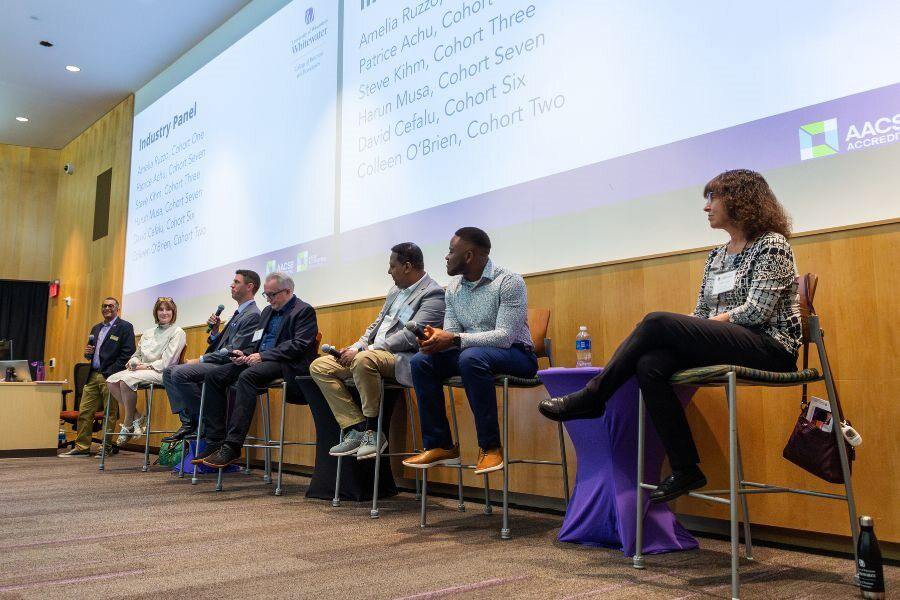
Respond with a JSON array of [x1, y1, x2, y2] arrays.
[[537, 368, 697, 555], [0, 381, 64, 457]]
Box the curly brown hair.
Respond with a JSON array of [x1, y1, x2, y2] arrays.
[[703, 169, 791, 239]]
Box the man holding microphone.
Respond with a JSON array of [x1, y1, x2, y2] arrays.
[[310, 243, 444, 458], [162, 270, 261, 442], [60, 297, 135, 457]]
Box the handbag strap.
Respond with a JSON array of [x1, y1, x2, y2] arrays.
[[797, 273, 850, 426], [798, 274, 815, 410]]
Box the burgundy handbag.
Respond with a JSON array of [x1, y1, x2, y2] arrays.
[[782, 273, 855, 484], [782, 399, 855, 484]]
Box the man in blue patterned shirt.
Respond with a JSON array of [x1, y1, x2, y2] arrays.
[[403, 227, 537, 475]]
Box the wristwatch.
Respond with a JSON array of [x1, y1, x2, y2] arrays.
[[452, 333, 462, 348]]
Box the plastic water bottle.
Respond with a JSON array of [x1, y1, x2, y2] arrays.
[[857, 516, 885, 599], [575, 326, 592, 368]]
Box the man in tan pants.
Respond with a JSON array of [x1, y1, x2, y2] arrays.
[[60, 297, 135, 457], [310, 243, 445, 459]]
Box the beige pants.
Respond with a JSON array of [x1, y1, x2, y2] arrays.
[[309, 349, 395, 429], [75, 371, 119, 450]]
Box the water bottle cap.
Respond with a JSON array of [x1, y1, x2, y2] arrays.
[[859, 515, 874, 527], [579, 325, 587, 330]]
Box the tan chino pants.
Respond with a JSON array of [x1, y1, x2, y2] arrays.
[[309, 349, 395, 430], [75, 371, 119, 450]]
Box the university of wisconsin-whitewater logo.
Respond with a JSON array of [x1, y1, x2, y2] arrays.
[[305, 7, 315, 24], [799, 118, 839, 160], [296, 250, 309, 272]]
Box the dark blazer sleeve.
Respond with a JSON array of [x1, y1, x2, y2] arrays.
[[260, 303, 317, 363], [232, 309, 262, 353], [114, 322, 136, 374], [84, 324, 101, 360]]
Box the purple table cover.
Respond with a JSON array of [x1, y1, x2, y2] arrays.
[[538, 367, 697, 555]]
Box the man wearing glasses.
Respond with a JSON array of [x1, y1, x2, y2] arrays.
[[161, 270, 262, 442], [60, 297, 136, 457], [195, 272, 319, 468]]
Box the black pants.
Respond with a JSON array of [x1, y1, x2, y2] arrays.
[[583, 312, 796, 469], [202, 361, 284, 447]]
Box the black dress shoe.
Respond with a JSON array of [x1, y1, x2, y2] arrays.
[[202, 444, 242, 469], [191, 442, 222, 465], [538, 391, 606, 422], [649, 467, 707, 504], [162, 424, 197, 442]]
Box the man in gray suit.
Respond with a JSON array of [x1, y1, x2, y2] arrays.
[[310, 243, 444, 459], [161, 270, 262, 441]]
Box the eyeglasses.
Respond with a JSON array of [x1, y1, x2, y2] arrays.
[[101, 303, 117, 309], [262, 289, 288, 300], [156, 296, 173, 302]]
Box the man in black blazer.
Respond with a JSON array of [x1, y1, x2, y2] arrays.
[[60, 297, 136, 457], [196, 272, 318, 467], [161, 270, 262, 442]]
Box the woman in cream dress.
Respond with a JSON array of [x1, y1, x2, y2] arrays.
[[106, 298, 186, 445]]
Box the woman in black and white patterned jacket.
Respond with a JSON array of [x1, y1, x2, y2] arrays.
[[539, 169, 801, 503]]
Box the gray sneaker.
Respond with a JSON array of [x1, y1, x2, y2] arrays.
[[356, 430, 387, 460], [60, 446, 91, 457], [329, 429, 365, 456]]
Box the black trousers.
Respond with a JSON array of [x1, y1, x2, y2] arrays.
[[202, 361, 284, 447], [583, 312, 796, 469]]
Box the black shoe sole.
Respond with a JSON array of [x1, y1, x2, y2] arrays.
[[649, 477, 707, 504]]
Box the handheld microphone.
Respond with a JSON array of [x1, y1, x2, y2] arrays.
[[88, 334, 95, 346], [405, 321, 428, 340], [320, 343, 342, 359], [207, 304, 226, 333]]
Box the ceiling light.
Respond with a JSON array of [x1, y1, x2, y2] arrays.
[[16, 117, 29, 122], [65, 65, 81, 72]]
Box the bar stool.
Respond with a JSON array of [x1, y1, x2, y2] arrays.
[[418, 308, 570, 539], [98, 347, 188, 472], [331, 376, 423, 517], [633, 274, 859, 599], [210, 378, 316, 495]]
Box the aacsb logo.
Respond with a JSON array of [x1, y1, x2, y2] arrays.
[[305, 7, 315, 24], [799, 118, 839, 160]]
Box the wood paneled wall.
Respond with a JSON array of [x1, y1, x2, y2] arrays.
[[43, 96, 134, 383], [0, 144, 60, 280], [34, 94, 897, 544]]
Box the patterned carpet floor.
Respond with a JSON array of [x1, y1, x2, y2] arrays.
[[0, 452, 894, 599]]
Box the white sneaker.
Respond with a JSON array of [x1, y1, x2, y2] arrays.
[[116, 424, 134, 445], [131, 414, 146, 436]]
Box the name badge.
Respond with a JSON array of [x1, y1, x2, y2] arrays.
[[252, 329, 263, 342], [710, 270, 737, 295], [398, 305, 413, 323], [109, 335, 119, 342]]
